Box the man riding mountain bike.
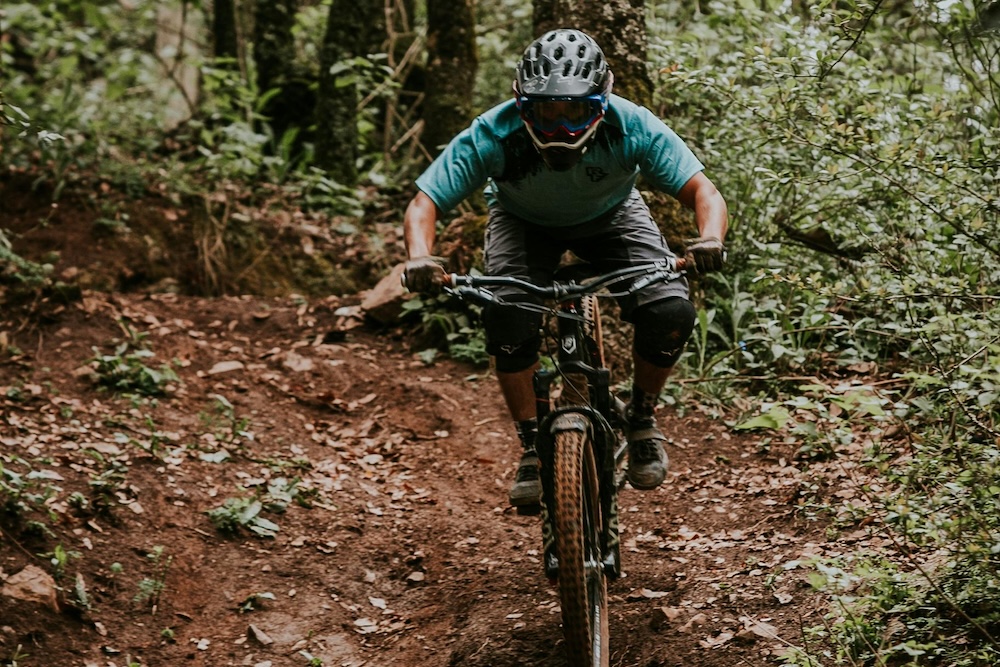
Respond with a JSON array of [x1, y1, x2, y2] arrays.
[[402, 29, 728, 507]]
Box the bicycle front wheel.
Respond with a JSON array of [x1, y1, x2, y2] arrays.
[[553, 427, 610, 667]]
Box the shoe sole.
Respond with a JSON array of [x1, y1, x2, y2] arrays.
[[626, 466, 667, 491], [509, 489, 543, 506], [626, 476, 664, 491]]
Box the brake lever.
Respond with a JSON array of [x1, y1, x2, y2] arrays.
[[449, 285, 497, 308]]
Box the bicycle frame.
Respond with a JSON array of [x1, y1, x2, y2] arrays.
[[445, 257, 685, 581], [444, 258, 685, 666], [533, 291, 625, 581]]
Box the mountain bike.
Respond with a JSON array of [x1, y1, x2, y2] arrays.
[[444, 256, 687, 667]]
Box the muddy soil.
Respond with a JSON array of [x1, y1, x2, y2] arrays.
[[0, 288, 851, 667]]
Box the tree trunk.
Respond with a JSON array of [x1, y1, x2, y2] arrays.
[[532, 0, 652, 107], [253, 0, 309, 147], [212, 0, 239, 60], [253, 0, 296, 97], [422, 0, 478, 156], [315, 0, 386, 184]]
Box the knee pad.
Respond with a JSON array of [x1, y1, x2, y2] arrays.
[[631, 297, 696, 368], [483, 301, 542, 373]]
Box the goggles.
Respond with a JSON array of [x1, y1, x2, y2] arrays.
[[516, 94, 607, 139]]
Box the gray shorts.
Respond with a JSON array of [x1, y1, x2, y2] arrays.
[[484, 188, 689, 321]]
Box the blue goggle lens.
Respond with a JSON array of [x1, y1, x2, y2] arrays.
[[519, 96, 605, 135]]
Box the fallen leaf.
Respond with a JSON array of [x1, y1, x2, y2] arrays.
[[700, 631, 734, 648], [745, 619, 779, 639], [283, 352, 314, 372], [208, 360, 245, 375]]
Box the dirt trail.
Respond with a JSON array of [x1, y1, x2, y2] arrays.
[[0, 292, 836, 667]]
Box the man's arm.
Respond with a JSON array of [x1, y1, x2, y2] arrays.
[[676, 172, 728, 241], [404, 190, 441, 259], [402, 191, 447, 292], [676, 172, 729, 273]]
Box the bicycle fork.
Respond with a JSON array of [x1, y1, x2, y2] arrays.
[[533, 368, 623, 582]]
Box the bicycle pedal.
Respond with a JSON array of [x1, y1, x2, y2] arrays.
[[515, 503, 541, 516]]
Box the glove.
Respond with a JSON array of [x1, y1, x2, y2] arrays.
[[403, 256, 446, 293], [684, 237, 726, 274]]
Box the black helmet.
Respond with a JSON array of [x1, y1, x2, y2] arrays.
[[514, 29, 613, 170]]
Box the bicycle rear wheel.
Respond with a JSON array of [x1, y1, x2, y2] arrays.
[[580, 293, 605, 369], [553, 427, 610, 667]]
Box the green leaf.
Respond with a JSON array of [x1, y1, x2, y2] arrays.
[[238, 499, 263, 524], [734, 406, 790, 431]]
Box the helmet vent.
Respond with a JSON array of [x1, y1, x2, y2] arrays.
[[516, 29, 611, 98]]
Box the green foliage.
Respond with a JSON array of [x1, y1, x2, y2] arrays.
[[237, 591, 276, 613], [86, 455, 128, 517], [41, 543, 81, 583], [0, 228, 52, 287], [401, 293, 489, 367], [1, 0, 378, 212], [0, 457, 63, 530], [651, 0, 1000, 661], [2, 644, 30, 667], [134, 545, 172, 610], [89, 342, 178, 397], [197, 394, 254, 453], [2, 1, 164, 195], [782, 552, 1000, 667], [206, 474, 302, 537], [207, 496, 281, 538], [474, 0, 533, 110]]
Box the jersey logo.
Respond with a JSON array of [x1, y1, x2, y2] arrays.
[[586, 166, 609, 182]]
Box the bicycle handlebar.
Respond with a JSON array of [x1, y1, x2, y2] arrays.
[[443, 256, 687, 305]]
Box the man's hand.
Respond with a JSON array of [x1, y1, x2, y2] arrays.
[[403, 256, 446, 293], [684, 237, 726, 274]]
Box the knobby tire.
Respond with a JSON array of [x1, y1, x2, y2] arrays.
[[553, 428, 610, 667]]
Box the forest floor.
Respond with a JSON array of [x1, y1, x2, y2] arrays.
[[0, 181, 871, 667]]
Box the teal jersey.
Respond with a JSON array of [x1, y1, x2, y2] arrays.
[[415, 94, 705, 227]]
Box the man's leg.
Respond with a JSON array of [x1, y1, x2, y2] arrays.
[[633, 354, 673, 397], [497, 365, 539, 422], [481, 298, 544, 507], [625, 297, 696, 489], [482, 207, 561, 506], [566, 190, 695, 489], [495, 364, 543, 506]]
